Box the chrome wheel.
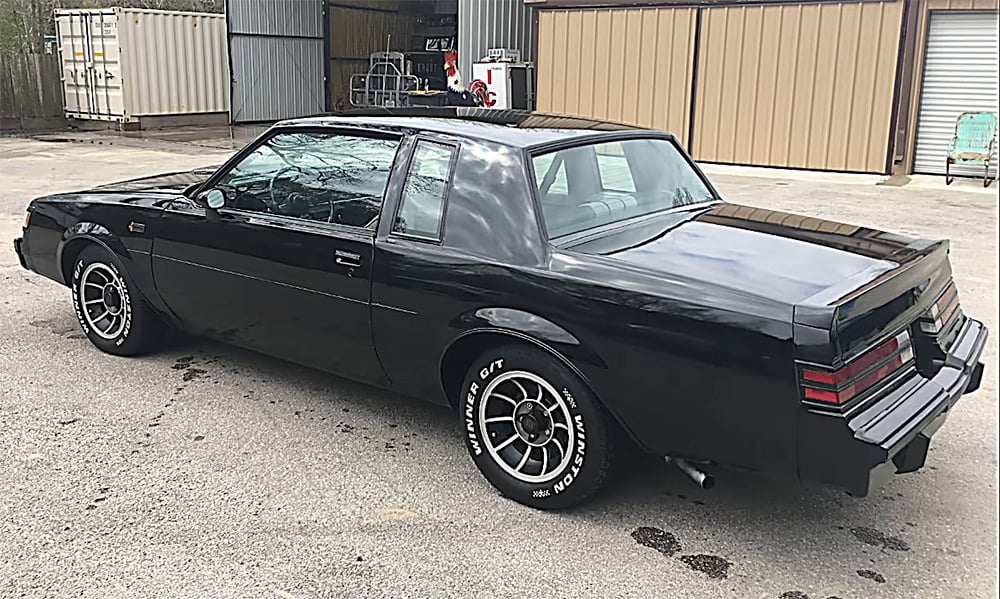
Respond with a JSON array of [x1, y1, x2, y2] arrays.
[[478, 370, 575, 484], [78, 262, 128, 340]]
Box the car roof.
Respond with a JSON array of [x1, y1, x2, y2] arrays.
[[279, 107, 669, 149]]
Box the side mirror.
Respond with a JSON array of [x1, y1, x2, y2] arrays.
[[200, 188, 225, 210], [205, 189, 225, 210]]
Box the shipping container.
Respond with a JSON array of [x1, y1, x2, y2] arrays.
[[55, 8, 229, 127]]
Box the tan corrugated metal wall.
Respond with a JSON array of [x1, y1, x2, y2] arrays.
[[692, 1, 904, 172], [535, 1, 907, 173], [536, 7, 697, 146]]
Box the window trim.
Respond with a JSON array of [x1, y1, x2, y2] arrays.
[[192, 125, 404, 235], [389, 136, 460, 244]]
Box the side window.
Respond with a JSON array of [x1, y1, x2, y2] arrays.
[[211, 131, 399, 229], [392, 140, 456, 239], [595, 142, 636, 192]]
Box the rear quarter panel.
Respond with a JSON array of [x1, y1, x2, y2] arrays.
[[544, 251, 800, 476], [371, 134, 799, 476]]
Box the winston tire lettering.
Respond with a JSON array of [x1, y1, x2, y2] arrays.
[[552, 414, 586, 495], [113, 265, 133, 346]]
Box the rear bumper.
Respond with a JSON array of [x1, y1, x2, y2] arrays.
[[800, 317, 988, 495]]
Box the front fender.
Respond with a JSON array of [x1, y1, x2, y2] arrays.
[[57, 222, 128, 283], [57, 221, 171, 319]]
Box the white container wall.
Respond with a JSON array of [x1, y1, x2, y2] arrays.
[[55, 8, 229, 123]]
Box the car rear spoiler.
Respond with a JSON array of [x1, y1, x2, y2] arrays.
[[794, 239, 952, 361]]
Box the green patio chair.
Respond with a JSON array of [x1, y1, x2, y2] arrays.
[[946, 111, 997, 187]]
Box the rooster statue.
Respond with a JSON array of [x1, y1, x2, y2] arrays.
[[444, 50, 489, 107]]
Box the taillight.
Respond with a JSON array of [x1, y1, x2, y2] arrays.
[[919, 281, 961, 334], [799, 330, 914, 406]]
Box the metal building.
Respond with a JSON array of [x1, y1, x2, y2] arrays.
[[226, 0, 534, 122], [458, 0, 534, 87], [227, 0, 325, 123], [907, 0, 999, 176], [529, 0, 999, 176]]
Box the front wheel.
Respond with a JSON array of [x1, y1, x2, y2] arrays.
[[459, 344, 616, 509], [71, 244, 164, 356]]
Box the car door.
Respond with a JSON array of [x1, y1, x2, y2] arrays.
[[371, 136, 465, 401], [151, 127, 403, 384]]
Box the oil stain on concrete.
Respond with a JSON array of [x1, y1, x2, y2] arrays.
[[678, 554, 731, 579], [850, 526, 910, 551], [631, 526, 680, 556], [631, 527, 732, 579], [857, 569, 887, 583]]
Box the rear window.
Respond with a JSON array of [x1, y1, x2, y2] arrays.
[[531, 138, 714, 238]]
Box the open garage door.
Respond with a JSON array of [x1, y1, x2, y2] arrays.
[[913, 11, 999, 176], [227, 0, 325, 123]]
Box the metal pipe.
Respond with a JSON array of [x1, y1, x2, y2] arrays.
[[665, 457, 716, 490]]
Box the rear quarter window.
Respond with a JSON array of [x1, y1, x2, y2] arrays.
[[392, 140, 457, 240]]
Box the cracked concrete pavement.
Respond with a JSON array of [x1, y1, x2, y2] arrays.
[[0, 134, 996, 598]]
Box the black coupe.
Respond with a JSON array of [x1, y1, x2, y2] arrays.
[[14, 108, 987, 508]]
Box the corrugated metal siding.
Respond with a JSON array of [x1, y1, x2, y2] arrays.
[[692, 0, 904, 173], [912, 10, 998, 176], [55, 8, 229, 121], [228, 0, 322, 37], [118, 9, 229, 117], [227, 0, 324, 123], [536, 8, 696, 145], [230, 34, 325, 122], [458, 0, 533, 83]]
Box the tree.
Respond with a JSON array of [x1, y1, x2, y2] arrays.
[[0, 0, 224, 56]]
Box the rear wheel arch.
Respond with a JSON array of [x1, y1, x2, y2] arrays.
[[440, 328, 646, 452], [441, 330, 533, 410]]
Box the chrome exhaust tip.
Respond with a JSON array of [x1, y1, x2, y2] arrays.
[[665, 457, 716, 490]]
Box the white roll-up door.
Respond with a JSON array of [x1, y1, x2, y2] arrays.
[[913, 11, 999, 177]]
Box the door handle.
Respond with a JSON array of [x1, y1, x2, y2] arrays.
[[334, 249, 362, 268]]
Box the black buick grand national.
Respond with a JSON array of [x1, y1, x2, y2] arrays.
[[14, 108, 987, 509]]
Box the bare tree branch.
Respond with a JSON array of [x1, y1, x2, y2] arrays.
[[0, 0, 224, 55]]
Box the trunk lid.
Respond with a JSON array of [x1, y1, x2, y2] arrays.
[[568, 202, 955, 365]]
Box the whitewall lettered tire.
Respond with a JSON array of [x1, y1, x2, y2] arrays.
[[459, 344, 616, 509], [71, 244, 164, 356]]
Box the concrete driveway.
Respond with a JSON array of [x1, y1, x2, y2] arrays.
[[1, 135, 996, 599]]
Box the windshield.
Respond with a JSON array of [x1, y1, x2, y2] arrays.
[[531, 138, 715, 238]]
